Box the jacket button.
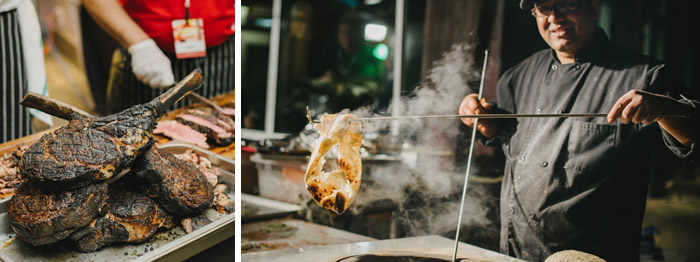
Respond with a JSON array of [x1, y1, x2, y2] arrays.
[[540, 161, 548, 167], [574, 64, 581, 70], [529, 212, 537, 220], [536, 108, 542, 114], [519, 156, 525, 162], [551, 64, 558, 70], [509, 207, 515, 214]]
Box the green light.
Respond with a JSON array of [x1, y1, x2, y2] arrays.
[[372, 43, 389, 61]]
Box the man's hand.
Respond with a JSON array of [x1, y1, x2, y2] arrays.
[[608, 89, 695, 146], [128, 39, 175, 89], [459, 93, 498, 138], [607, 89, 682, 124]]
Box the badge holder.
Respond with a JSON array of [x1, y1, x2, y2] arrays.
[[172, 0, 206, 59]]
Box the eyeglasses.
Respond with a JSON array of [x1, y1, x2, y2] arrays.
[[531, 0, 585, 18]]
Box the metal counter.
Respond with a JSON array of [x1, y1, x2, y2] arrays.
[[242, 235, 525, 262], [242, 218, 375, 254]]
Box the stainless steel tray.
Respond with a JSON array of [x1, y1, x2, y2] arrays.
[[0, 197, 10, 215], [241, 194, 301, 223], [0, 142, 235, 262]]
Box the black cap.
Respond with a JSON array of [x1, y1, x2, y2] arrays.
[[520, 0, 534, 10]]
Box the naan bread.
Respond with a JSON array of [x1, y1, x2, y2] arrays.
[[304, 114, 362, 214]]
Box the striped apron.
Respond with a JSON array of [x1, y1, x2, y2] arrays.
[[0, 9, 32, 143], [105, 36, 235, 115]]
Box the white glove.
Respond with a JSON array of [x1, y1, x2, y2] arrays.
[[128, 39, 175, 88]]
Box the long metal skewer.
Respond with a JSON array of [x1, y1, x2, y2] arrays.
[[452, 50, 489, 262], [305, 108, 687, 124]]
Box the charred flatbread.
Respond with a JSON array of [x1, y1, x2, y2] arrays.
[[304, 114, 362, 214]]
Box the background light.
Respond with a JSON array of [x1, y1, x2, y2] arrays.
[[241, 6, 249, 25], [364, 24, 387, 42], [372, 43, 389, 61], [253, 18, 272, 28]]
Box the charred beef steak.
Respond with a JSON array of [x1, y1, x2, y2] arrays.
[[8, 182, 108, 246], [19, 70, 203, 189], [133, 147, 214, 217], [20, 108, 155, 189], [70, 190, 174, 252]]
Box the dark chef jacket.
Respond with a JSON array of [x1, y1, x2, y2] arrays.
[[662, 98, 700, 164], [487, 27, 691, 261]]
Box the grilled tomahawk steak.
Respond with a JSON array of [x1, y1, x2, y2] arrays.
[[133, 147, 214, 217], [70, 189, 174, 252], [19, 70, 203, 189], [8, 182, 108, 246]]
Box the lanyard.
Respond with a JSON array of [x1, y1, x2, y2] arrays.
[[185, 0, 191, 25]]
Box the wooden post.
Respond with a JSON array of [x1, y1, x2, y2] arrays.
[[420, 0, 502, 101]]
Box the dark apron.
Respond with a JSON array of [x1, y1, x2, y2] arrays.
[[1, 9, 32, 143], [105, 36, 234, 115]]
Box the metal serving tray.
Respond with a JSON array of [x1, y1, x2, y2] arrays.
[[0, 142, 235, 262], [0, 197, 10, 215], [241, 194, 301, 223]]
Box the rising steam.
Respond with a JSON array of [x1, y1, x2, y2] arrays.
[[298, 43, 500, 248]]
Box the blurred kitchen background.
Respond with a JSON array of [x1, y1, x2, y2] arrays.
[[29, 0, 103, 127], [240, 0, 700, 261]]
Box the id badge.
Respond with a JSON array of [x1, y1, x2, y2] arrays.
[[172, 18, 206, 59]]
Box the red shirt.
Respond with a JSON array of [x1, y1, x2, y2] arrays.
[[120, 0, 235, 53]]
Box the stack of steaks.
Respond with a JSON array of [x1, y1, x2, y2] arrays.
[[8, 70, 221, 252]]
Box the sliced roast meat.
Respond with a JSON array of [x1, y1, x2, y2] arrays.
[[20, 70, 203, 189], [185, 108, 235, 132], [133, 147, 214, 217], [0, 150, 22, 197], [154, 120, 209, 148], [70, 190, 173, 252], [215, 107, 236, 116], [211, 109, 236, 130], [175, 113, 233, 145], [8, 182, 108, 246]]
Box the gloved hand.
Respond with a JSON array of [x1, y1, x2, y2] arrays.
[[127, 39, 175, 88]]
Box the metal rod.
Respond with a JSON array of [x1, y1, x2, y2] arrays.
[[264, 0, 282, 136], [362, 113, 611, 120], [453, 49, 489, 262], [392, 0, 405, 137], [304, 108, 687, 124]]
